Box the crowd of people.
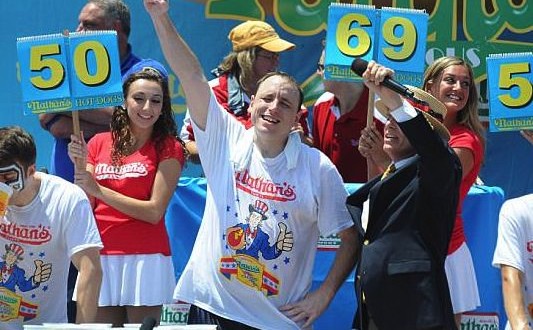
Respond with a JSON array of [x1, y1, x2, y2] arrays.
[[1, 0, 531, 329]]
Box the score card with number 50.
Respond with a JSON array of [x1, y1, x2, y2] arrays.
[[17, 30, 123, 115]]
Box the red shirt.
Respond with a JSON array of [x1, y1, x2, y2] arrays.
[[312, 89, 384, 183], [87, 133, 185, 255], [447, 124, 484, 254]]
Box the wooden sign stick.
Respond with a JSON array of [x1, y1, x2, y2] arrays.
[[62, 29, 83, 170], [366, 90, 377, 180]]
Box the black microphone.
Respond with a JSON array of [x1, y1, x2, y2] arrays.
[[139, 316, 157, 330], [350, 58, 416, 99]]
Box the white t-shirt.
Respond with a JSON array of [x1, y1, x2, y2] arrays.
[[492, 194, 533, 329], [0, 173, 102, 329], [174, 93, 354, 330]]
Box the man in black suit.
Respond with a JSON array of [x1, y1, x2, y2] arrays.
[[347, 60, 461, 330]]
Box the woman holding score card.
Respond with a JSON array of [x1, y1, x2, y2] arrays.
[[68, 60, 186, 327]]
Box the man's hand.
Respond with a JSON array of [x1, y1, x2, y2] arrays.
[[358, 123, 390, 171], [33, 260, 52, 284], [279, 290, 330, 329], [144, 0, 169, 17], [362, 61, 403, 110], [68, 133, 88, 171], [521, 130, 533, 146]]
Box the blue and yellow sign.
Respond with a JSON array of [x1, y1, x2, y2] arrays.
[[325, 4, 377, 82], [17, 30, 123, 115], [487, 52, 533, 132], [324, 4, 427, 85]]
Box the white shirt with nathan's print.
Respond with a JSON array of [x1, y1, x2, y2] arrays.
[[173, 92, 353, 330], [0, 173, 102, 329]]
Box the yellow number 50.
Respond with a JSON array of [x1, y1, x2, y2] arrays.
[[29, 41, 111, 90]]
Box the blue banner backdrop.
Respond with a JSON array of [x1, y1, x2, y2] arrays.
[[1, 0, 532, 198]]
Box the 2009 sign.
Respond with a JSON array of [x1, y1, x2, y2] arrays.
[[17, 31, 123, 115]]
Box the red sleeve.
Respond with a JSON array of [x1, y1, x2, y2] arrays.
[[299, 107, 311, 137], [186, 124, 195, 141], [449, 126, 484, 165], [211, 76, 229, 111], [87, 133, 108, 166], [159, 136, 186, 167]]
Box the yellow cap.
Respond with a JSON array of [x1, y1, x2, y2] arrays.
[[228, 20, 295, 53]]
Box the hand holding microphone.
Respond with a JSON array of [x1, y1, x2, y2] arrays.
[[351, 59, 404, 110], [351, 58, 428, 107]]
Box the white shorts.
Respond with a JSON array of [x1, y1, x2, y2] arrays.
[[75, 253, 176, 306], [445, 242, 480, 313]]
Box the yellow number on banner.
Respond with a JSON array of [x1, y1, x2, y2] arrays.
[[336, 13, 372, 57], [381, 16, 417, 61], [498, 62, 532, 108], [73, 40, 110, 87], [29, 44, 65, 90]]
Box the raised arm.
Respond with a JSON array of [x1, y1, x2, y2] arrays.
[[144, 0, 211, 130]]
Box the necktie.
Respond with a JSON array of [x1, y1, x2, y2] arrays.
[[381, 163, 396, 180]]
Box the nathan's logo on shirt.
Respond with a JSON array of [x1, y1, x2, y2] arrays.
[[235, 170, 296, 202], [94, 162, 148, 180], [0, 223, 51, 245]]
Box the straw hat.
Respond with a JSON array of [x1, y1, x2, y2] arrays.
[[375, 85, 450, 140], [229, 21, 295, 53]]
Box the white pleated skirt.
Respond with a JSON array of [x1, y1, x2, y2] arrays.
[[445, 242, 481, 313], [74, 254, 176, 306]]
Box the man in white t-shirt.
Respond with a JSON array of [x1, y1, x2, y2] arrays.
[[492, 133, 533, 330], [0, 126, 103, 329], [144, 1, 358, 329]]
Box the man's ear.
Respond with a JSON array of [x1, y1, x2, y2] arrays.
[[26, 164, 36, 178], [112, 20, 123, 34], [294, 107, 302, 124], [248, 95, 256, 114]]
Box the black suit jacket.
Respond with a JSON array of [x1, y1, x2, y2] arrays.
[[347, 113, 461, 330]]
